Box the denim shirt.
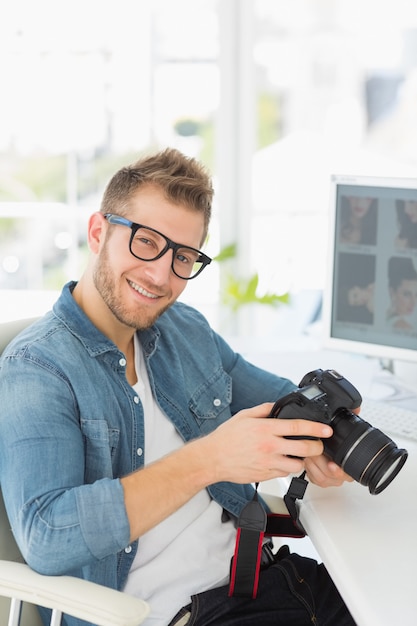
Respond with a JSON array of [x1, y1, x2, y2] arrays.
[[0, 282, 295, 626]]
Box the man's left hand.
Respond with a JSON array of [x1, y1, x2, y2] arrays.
[[304, 455, 353, 488]]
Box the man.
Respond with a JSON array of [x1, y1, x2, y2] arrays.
[[0, 148, 355, 625]]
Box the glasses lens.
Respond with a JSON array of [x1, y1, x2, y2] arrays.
[[130, 227, 166, 260], [173, 248, 204, 279]]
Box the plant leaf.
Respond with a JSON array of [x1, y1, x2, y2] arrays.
[[213, 243, 237, 263]]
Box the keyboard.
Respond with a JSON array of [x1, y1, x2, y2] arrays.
[[359, 398, 417, 443]]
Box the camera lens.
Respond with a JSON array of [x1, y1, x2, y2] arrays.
[[323, 408, 408, 494]]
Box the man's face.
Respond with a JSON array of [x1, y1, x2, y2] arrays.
[[93, 185, 206, 330]]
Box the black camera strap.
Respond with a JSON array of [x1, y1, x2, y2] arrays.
[[228, 486, 266, 598], [282, 471, 308, 535], [229, 474, 308, 599]]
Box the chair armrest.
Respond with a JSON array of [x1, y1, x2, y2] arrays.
[[259, 493, 289, 515], [0, 561, 150, 626]]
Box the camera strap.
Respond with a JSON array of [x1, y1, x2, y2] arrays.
[[228, 485, 266, 598], [228, 473, 308, 599], [281, 471, 308, 535]]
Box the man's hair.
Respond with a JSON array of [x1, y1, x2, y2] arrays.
[[100, 147, 213, 242]]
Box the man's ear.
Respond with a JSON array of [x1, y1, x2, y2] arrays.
[[88, 212, 107, 254]]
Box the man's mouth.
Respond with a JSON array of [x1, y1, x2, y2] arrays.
[[128, 279, 159, 299]]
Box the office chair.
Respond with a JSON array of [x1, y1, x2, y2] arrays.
[[0, 318, 150, 625], [0, 489, 150, 626]]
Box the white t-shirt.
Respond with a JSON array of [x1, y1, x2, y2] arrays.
[[123, 335, 236, 625]]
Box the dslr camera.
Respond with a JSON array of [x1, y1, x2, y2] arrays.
[[270, 368, 407, 494]]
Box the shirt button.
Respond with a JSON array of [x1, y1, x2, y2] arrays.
[[125, 545, 132, 554], [213, 398, 222, 407], [136, 448, 143, 456], [134, 396, 139, 404], [119, 358, 126, 367]]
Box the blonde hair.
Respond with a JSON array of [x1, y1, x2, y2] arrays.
[[100, 147, 213, 241]]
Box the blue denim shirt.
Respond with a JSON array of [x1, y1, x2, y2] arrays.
[[0, 282, 295, 626]]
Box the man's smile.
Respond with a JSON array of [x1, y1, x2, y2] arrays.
[[128, 279, 159, 299]]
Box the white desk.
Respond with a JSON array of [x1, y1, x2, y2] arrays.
[[295, 434, 417, 626]]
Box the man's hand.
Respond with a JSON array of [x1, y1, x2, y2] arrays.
[[204, 403, 354, 488], [304, 454, 354, 487], [201, 403, 336, 484]]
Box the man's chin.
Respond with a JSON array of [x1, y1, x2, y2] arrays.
[[130, 302, 172, 331]]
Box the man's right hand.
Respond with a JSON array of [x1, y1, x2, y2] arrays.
[[200, 402, 333, 484]]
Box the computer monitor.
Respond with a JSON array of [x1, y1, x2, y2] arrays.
[[322, 174, 417, 387]]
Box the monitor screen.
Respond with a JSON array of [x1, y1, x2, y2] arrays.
[[322, 174, 417, 366]]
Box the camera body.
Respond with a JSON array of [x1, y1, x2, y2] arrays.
[[270, 368, 362, 424], [270, 368, 407, 495]]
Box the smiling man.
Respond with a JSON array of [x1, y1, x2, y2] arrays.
[[73, 178, 210, 383], [0, 148, 355, 626]]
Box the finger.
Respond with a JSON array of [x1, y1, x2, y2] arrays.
[[282, 437, 324, 459], [306, 461, 341, 487], [305, 456, 352, 486], [320, 459, 353, 482], [327, 461, 354, 482], [240, 406, 334, 440], [244, 402, 275, 418], [262, 456, 307, 478], [269, 418, 333, 440]]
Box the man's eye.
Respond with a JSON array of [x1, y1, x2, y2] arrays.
[[134, 235, 159, 250], [176, 250, 198, 265], [137, 236, 153, 246], [176, 253, 191, 265]]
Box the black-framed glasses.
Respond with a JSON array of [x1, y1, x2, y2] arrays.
[[104, 213, 212, 280]]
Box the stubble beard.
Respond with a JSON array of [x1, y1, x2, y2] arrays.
[[93, 246, 172, 331]]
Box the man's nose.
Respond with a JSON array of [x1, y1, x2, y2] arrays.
[[143, 249, 173, 282]]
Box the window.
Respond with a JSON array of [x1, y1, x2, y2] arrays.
[[1, 0, 417, 333]]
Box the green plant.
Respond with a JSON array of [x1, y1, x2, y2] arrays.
[[222, 273, 289, 312], [214, 243, 289, 312]]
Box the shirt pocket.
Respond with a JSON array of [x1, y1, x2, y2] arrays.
[[189, 368, 232, 428], [80, 419, 120, 483]]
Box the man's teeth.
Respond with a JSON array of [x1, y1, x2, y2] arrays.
[[128, 281, 158, 299]]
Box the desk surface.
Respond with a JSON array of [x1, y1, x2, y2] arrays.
[[295, 433, 417, 626]]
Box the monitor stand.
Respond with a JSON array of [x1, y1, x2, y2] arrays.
[[391, 360, 417, 395]]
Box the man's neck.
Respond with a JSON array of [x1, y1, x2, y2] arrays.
[[72, 278, 137, 368]]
